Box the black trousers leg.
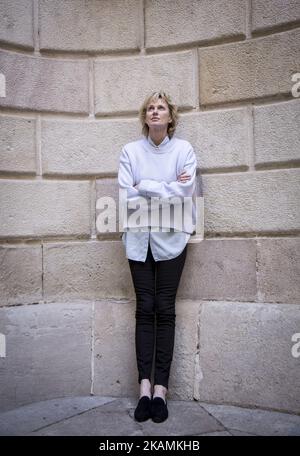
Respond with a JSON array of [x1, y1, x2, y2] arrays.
[[154, 246, 187, 389], [128, 245, 156, 384], [128, 244, 188, 389]]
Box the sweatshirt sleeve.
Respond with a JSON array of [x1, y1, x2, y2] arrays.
[[138, 146, 197, 199], [118, 147, 140, 202], [117, 145, 151, 220]]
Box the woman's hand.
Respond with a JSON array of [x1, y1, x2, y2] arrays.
[[177, 170, 191, 182]]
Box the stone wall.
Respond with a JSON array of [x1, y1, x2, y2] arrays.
[[0, 0, 300, 413]]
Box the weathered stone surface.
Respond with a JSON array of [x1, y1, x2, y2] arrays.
[[94, 51, 195, 114], [197, 301, 300, 413], [0, 50, 89, 113], [41, 118, 141, 175], [176, 109, 249, 171], [44, 239, 259, 304], [27, 398, 142, 436], [197, 430, 233, 436], [178, 240, 257, 301], [0, 180, 91, 238], [252, 0, 300, 33], [254, 100, 300, 166], [145, 0, 246, 48], [0, 302, 92, 412], [39, 0, 140, 52], [257, 237, 300, 304], [201, 403, 300, 436], [95, 177, 120, 238], [0, 396, 115, 436], [198, 29, 300, 105], [0, 115, 36, 174], [0, 245, 42, 306], [202, 169, 300, 234], [2, 395, 300, 436], [93, 299, 137, 397], [170, 300, 201, 399], [0, 0, 33, 48], [30, 397, 224, 436], [93, 299, 201, 400], [43, 241, 134, 302]]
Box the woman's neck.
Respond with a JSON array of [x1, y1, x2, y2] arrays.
[[148, 130, 168, 146]]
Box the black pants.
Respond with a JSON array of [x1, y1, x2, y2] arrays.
[[128, 243, 188, 390]]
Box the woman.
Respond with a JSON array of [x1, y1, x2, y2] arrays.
[[118, 90, 197, 423]]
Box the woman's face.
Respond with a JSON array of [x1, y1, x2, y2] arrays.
[[145, 98, 172, 133]]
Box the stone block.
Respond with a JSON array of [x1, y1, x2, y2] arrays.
[[0, 50, 89, 113], [0, 180, 91, 238], [202, 169, 300, 234], [198, 29, 300, 105], [252, 0, 300, 33], [39, 0, 140, 52], [41, 118, 141, 175], [178, 239, 257, 301], [94, 51, 195, 114], [257, 237, 300, 304], [43, 241, 134, 302], [170, 299, 201, 399], [0, 245, 42, 306], [0, 0, 33, 48], [197, 301, 300, 413], [145, 0, 246, 48], [93, 299, 137, 397], [96, 177, 120, 238], [254, 100, 300, 166], [0, 302, 92, 412], [0, 115, 36, 174], [176, 109, 249, 170]]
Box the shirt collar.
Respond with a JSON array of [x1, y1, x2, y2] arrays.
[[147, 134, 170, 149]]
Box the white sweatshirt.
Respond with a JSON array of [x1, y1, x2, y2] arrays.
[[119, 134, 192, 261], [118, 134, 197, 234]]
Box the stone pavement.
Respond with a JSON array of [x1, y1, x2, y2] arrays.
[[0, 396, 300, 436]]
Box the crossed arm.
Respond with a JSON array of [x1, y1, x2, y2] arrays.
[[118, 147, 197, 202]]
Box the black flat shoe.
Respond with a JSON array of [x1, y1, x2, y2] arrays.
[[151, 397, 168, 423], [134, 396, 152, 422]]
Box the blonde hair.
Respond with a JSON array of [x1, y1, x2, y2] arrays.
[[139, 90, 178, 139]]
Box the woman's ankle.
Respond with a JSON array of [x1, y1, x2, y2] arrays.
[[139, 378, 152, 398], [153, 384, 167, 402]]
